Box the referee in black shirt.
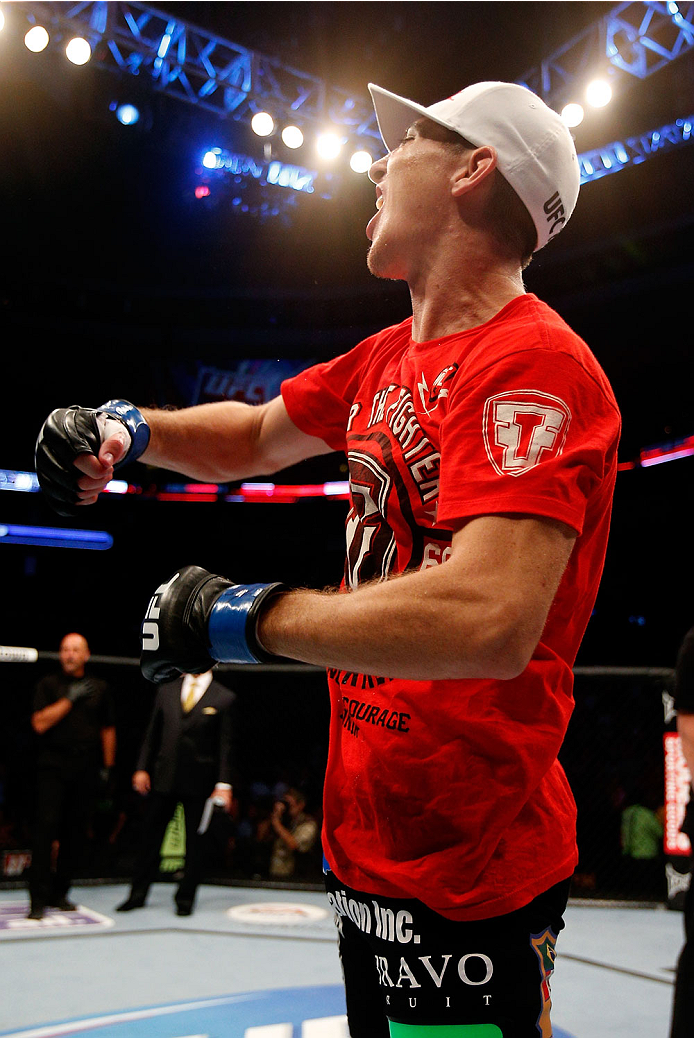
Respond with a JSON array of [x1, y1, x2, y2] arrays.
[[28, 633, 116, 919]]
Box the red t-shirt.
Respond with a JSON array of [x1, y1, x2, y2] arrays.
[[281, 294, 621, 920]]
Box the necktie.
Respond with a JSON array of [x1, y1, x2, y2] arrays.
[[182, 677, 198, 713]]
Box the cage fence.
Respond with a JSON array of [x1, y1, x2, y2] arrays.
[[0, 652, 690, 906]]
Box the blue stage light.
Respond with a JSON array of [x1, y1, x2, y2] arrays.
[[0, 470, 40, 492], [116, 104, 140, 126], [0, 524, 113, 550]]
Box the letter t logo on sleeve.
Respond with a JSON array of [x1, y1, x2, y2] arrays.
[[483, 390, 571, 476]]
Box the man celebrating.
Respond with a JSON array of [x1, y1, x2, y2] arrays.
[[36, 81, 620, 1036]]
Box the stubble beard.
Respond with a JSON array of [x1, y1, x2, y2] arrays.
[[366, 236, 403, 282]]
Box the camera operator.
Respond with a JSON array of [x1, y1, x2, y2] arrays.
[[269, 788, 318, 881]]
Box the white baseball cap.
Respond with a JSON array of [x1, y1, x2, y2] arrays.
[[368, 81, 580, 251]]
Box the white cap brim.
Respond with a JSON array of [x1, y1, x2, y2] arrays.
[[368, 84, 437, 153]]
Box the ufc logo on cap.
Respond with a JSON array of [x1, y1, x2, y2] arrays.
[[483, 390, 571, 476], [544, 191, 566, 237]]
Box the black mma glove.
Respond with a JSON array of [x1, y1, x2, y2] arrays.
[[66, 678, 97, 703], [140, 565, 288, 684], [35, 400, 150, 516]]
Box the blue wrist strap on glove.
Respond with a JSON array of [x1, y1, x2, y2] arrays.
[[208, 582, 286, 664], [98, 399, 151, 467]]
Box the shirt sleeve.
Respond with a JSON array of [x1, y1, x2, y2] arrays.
[[281, 335, 379, 452], [436, 347, 620, 535]]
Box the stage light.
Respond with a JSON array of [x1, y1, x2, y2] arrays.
[[0, 524, 113, 550], [316, 131, 342, 161], [104, 479, 129, 495], [116, 103, 139, 126], [0, 470, 39, 492], [202, 148, 221, 169], [25, 25, 49, 52], [251, 111, 274, 137], [65, 36, 91, 65], [282, 125, 304, 149], [350, 149, 373, 174], [561, 102, 584, 128], [195, 184, 210, 199], [586, 78, 613, 108]]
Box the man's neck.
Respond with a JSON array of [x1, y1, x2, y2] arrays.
[[410, 270, 526, 343], [404, 234, 527, 342]]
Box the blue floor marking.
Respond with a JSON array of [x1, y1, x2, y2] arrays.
[[0, 986, 347, 1038], [0, 984, 578, 1038]]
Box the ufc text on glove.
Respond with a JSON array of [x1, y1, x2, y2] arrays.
[[140, 565, 288, 683]]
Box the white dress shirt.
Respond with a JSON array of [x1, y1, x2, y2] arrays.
[[180, 670, 213, 710]]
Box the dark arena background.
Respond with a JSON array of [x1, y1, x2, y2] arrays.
[[1, 4, 694, 1037]]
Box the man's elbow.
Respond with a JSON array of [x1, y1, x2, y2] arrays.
[[486, 644, 534, 681], [470, 641, 533, 681], [461, 607, 543, 681]]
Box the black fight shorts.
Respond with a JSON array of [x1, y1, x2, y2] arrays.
[[325, 871, 570, 1038]]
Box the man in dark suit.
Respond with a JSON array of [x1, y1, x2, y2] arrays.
[[116, 669, 236, 916]]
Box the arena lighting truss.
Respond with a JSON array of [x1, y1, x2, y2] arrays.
[[577, 114, 693, 182], [518, 0, 694, 104], [8, 0, 381, 135], [515, 0, 694, 184], [5, 0, 694, 200]]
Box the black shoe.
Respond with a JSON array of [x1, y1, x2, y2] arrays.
[[27, 904, 45, 920], [49, 898, 77, 911], [175, 904, 192, 916], [116, 896, 146, 912]]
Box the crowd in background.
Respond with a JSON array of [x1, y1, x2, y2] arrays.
[[0, 752, 323, 888]]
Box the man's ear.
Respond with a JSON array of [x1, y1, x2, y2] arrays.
[[450, 145, 498, 198]]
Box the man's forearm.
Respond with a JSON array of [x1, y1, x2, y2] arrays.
[[72, 395, 331, 508], [140, 402, 266, 483], [257, 513, 572, 682], [139, 397, 332, 483], [259, 568, 533, 682], [31, 699, 72, 734], [101, 726, 116, 769], [141, 507, 573, 684]]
